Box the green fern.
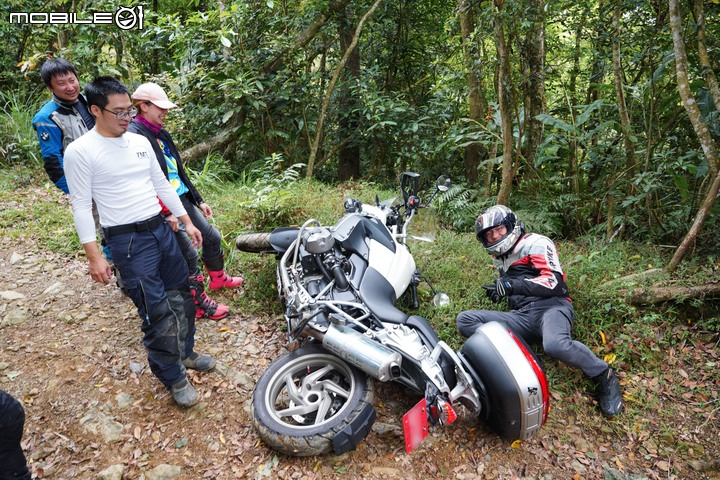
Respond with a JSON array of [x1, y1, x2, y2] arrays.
[[185, 153, 234, 193], [433, 184, 490, 232], [234, 153, 307, 228]]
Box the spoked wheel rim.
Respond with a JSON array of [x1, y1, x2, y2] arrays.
[[263, 353, 357, 430]]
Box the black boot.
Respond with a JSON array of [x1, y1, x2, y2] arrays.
[[593, 367, 623, 417]]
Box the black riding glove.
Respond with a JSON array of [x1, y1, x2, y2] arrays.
[[482, 284, 503, 304], [495, 276, 514, 298]]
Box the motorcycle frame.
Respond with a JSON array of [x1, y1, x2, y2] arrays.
[[275, 206, 484, 421]]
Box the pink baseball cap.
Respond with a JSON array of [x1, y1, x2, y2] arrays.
[[131, 83, 178, 109]]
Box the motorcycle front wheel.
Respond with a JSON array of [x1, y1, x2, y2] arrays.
[[252, 344, 376, 456]]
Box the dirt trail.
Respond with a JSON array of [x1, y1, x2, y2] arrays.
[[0, 234, 718, 479]]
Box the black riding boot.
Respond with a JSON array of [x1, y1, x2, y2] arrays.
[[593, 367, 623, 417]]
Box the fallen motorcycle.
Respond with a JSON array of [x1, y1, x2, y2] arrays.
[[236, 172, 549, 456]]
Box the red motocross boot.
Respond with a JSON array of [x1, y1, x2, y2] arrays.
[[189, 274, 229, 320], [207, 270, 245, 291], [194, 290, 229, 320]]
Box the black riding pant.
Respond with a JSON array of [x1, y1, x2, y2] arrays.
[[0, 390, 30, 480]]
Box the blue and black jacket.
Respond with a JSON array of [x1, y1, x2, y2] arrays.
[[32, 94, 94, 194]]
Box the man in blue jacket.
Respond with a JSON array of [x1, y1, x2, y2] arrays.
[[32, 57, 94, 195]]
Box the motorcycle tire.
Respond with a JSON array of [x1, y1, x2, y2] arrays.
[[252, 344, 376, 456], [236, 232, 272, 253]]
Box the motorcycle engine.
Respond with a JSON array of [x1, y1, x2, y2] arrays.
[[302, 227, 334, 254]]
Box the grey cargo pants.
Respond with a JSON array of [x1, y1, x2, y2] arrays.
[[456, 297, 608, 378]]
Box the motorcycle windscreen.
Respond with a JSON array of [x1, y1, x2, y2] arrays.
[[333, 213, 396, 256]]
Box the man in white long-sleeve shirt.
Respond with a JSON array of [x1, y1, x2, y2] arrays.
[[64, 76, 213, 408]]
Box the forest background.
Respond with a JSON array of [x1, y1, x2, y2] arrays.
[[2, 0, 720, 266]]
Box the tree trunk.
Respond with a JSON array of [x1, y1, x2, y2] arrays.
[[383, 5, 405, 92], [181, 124, 242, 164], [337, 11, 361, 181], [585, 0, 609, 221], [691, 0, 720, 112], [521, 0, 545, 175], [180, 0, 351, 164], [667, 0, 720, 270], [57, 27, 67, 51], [568, 22, 583, 197], [306, 0, 383, 179], [611, 0, 636, 236], [459, 0, 486, 184], [668, 170, 720, 271], [625, 283, 720, 305], [606, 192, 616, 239], [264, 0, 353, 75], [151, 0, 159, 75], [115, 36, 125, 79], [485, 138, 499, 196], [494, 0, 515, 205]]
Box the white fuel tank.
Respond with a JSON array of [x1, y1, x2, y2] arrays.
[[367, 239, 416, 298]]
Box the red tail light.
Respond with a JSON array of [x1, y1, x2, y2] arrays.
[[508, 330, 550, 425]]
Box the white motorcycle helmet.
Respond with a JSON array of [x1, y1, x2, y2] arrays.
[[475, 205, 524, 256]]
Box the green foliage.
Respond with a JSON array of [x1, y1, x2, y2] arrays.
[[430, 179, 566, 239], [432, 183, 487, 232], [0, 173, 79, 255], [0, 90, 43, 167], [0, 165, 44, 191], [2, 0, 719, 259], [184, 153, 236, 194], [229, 153, 307, 230]]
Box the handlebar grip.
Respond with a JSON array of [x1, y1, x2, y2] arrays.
[[411, 284, 419, 309]]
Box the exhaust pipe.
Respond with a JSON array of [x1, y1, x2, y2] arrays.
[[322, 324, 402, 382]]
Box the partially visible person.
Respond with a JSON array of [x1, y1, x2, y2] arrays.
[[32, 57, 94, 194], [456, 205, 623, 418], [159, 201, 229, 320], [32, 57, 120, 290], [64, 76, 214, 408], [128, 83, 243, 313], [0, 390, 31, 480]]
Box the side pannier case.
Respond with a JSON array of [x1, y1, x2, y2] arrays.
[[460, 321, 549, 440]]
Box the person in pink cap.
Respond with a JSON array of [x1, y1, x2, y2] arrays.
[[128, 83, 244, 321]]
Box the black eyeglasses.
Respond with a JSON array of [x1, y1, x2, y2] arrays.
[[101, 107, 137, 119]]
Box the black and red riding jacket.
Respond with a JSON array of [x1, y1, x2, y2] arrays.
[[491, 233, 570, 310]]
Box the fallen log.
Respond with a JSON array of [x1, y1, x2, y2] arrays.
[[625, 283, 720, 305], [599, 268, 666, 286], [181, 128, 237, 165]]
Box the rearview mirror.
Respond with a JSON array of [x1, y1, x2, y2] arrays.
[[436, 175, 451, 192]]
